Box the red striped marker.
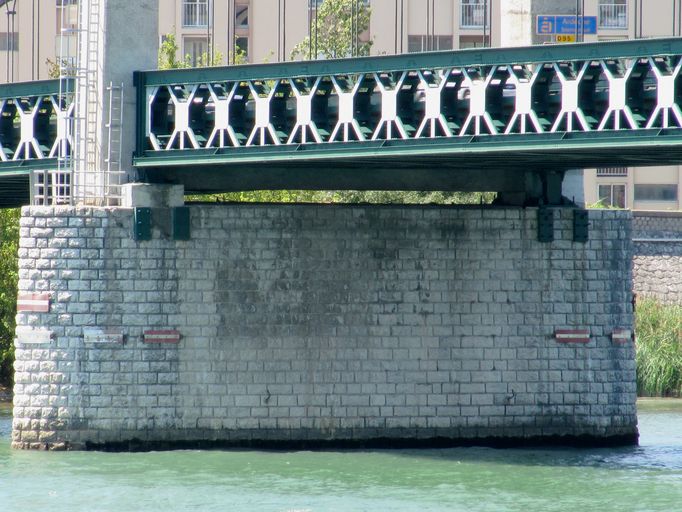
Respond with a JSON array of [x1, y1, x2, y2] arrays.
[[144, 330, 181, 344], [17, 293, 50, 313], [555, 329, 590, 343], [612, 329, 632, 345]]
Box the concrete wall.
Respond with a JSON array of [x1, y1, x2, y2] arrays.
[[633, 211, 682, 305], [12, 204, 636, 450]]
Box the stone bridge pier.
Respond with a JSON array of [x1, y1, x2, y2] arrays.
[[11, 197, 637, 450]]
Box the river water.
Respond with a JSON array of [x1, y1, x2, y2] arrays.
[[1, 399, 681, 512]]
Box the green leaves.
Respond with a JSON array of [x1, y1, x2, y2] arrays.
[[158, 33, 230, 70], [291, 0, 372, 60], [187, 191, 496, 205], [0, 208, 19, 386], [636, 298, 682, 397]]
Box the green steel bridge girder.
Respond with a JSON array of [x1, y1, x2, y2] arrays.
[[0, 78, 72, 208], [135, 128, 682, 203], [8, 40, 682, 206], [133, 38, 682, 203]]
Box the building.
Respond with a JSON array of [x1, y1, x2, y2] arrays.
[[0, 0, 680, 209]]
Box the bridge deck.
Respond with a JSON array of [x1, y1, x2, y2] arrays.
[[3, 39, 682, 206], [133, 37, 682, 196]]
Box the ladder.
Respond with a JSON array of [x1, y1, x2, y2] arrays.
[[104, 81, 124, 205], [73, 0, 103, 205]]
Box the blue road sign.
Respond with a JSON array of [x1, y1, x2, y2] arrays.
[[536, 15, 598, 35], [537, 15, 555, 35]]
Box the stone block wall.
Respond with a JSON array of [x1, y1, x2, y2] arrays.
[[633, 211, 682, 304], [12, 205, 636, 449]]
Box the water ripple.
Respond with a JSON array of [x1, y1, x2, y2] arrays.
[[0, 405, 681, 511]]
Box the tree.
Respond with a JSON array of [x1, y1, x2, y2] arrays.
[[291, 0, 372, 60], [158, 32, 238, 70], [0, 208, 19, 386], [158, 33, 187, 70]]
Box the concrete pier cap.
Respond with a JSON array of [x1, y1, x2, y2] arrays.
[[121, 183, 185, 208]]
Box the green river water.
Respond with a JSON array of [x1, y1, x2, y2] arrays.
[[1, 400, 681, 511]]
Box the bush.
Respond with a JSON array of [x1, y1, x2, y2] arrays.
[[0, 208, 19, 386], [635, 297, 682, 397], [187, 190, 497, 205]]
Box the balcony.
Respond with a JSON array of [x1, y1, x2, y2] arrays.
[[460, 3, 485, 29], [183, 0, 209, 28], [599, 3, 627, 29]]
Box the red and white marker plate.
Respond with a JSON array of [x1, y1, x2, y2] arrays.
[[17, 293, 50, 313], [143, 330, 181, 344], [555, 329, 590, 343]]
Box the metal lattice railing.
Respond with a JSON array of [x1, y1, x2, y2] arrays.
[[0, 81, 74, 149], [136, 38, 682, 159], [0, 79, 76, 206], [0, 82, 75, 162]]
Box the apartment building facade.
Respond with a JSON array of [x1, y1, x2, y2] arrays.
[[0, 0, 680, 209]]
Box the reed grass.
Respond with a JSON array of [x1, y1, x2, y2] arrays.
[[636, 297, 682, 397]]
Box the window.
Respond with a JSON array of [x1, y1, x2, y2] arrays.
[[184, 36, 207, 66], [599, 0, 627, 29], [461, 0, 485, 28], [56, 0, 78, 31], [235, 4, 248, 28], [598, 184, 627, 208], [634, 184, 678, 202], [408, 35, 453, 53], [183, 0, 209, 28], [0, 33, 18, 52], [313, 0, 369, 6], [459, 36, 485, 49], [235, 36, 249, 59], [596, 167, 628, 177]]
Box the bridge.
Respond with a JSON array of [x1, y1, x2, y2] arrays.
[[9, 0, 646, 451], [3, 37, 682, 207]]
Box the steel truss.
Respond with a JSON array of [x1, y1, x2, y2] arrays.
[[0, 79, 75, 171], [136, 38, 682, 166]]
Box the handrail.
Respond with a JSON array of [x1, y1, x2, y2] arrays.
[[137, 37, 682, 86], [0, 78, 74, 100]]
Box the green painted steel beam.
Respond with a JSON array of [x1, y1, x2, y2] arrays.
[[140, 37, 682, 86], [0, 158, 59, 175], [0, 78, 73, 99], [134, 128, 682, 196], [134, 129, 682, 170]]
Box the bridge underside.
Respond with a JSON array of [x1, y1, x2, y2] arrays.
[[0, 171, 30, 208], [137, 130, 682, 203]]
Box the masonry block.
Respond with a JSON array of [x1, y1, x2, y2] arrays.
[[12, 205, 637, 450]]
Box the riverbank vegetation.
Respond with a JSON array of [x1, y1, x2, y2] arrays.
[[636, 297, 682, 397], [0, 208, 19, 386]]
